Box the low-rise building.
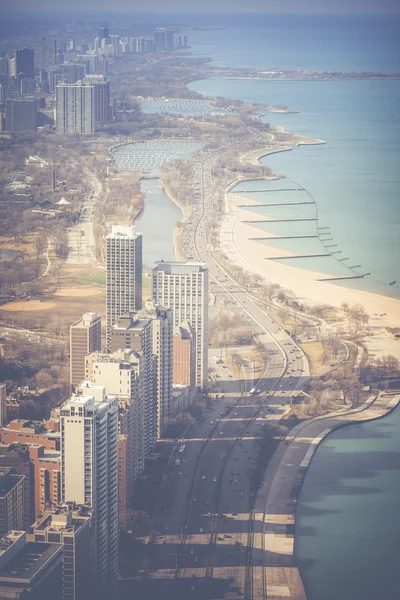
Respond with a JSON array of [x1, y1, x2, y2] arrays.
[[30, 505, 93, 600], [0, 419, 60, 450]]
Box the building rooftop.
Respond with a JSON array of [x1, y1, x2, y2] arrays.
[[71, 312, 100, 328], [0, 541, 62, 584], [0, 469, 23, 497], [153, 260, 206, 273], [0, 532, 25, 557], [112, 315, 150, 332], [107, 225, 141, 239]]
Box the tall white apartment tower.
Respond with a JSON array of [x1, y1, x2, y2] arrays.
[[85, 349, 145, 484], [60, 383, 118, 600], [106, 225, 142, 346], [152, 262, 208, 388], [140, 302, 173, 438], [56, 81, 96, 135]]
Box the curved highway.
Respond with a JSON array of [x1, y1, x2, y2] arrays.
[[142, 147, 311, 600]]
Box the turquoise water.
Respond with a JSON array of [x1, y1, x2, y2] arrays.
[[186, 21, 400, 600], [189, 77, 400, 297], [136, 178, 181, 269], [297, 405, 400, 600]]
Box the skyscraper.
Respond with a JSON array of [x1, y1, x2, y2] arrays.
[[153, 29, 166, 50], [106, 225, 142, 345], [56, 81, 95, 135], [0, 467, 24, 535], [152, 261, 208, 388], [0, 383, 6, 427], [110, 314, 155, 453], [33, 38, 57, 70], [14, 47, 34, 79], [139, 302, 173, 438], [86, 348, 145, 529], [70, 312, 102, 388], [84, 75, 110, 122], [173, 321, 196, 399], [61, 383, 118, 600], [6, 98, 36, 132]]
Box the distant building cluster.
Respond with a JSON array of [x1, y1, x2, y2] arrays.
[[0, 25, 187, 135], [0, 226, 208, 599]]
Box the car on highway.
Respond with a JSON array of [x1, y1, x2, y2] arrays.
[[201, 475, 206, 480], [200, 528, 204, 533], [213, 477, 217, 482], [219, 431, 224, 435]]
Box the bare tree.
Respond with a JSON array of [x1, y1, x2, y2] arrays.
[[51, 262, 65, 290], [34, 234, 47, 259]]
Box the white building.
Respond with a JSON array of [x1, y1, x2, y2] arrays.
[[139, 302, 173, 438], [60, 383, 118, 600], [86, 349, 145, 482], [152, 262, 208, 388], [109, 315, 155, 454], [56, 81, 95, 135], [106, 225, 142, 346]]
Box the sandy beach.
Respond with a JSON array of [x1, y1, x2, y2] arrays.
[[220, 183, 400, 358]]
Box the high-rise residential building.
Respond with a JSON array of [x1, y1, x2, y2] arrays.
[[70, 312, 102, 388], [14, 47, 34, 79], [139, 302, 173, 438], [56, 81, 95, 135], [173, 321, 196, 400], [153, 29, 166, 50], [0, 57, 9, 75], [0, 443, 34, 530], [0, 467, 24, 536], [110, 315, 156, 453], [29, 444, 61, 518], [30, 506, 93, 600], [165, 29, 175, 50], [20, 77, 36, 95], [6, 98, 37, 132], [62, 63, 85, 84], [0, 384, 6, 427], [94, 80, 110, 122], [84, 75, 110, 122], [152, 261, 208, 388], [61, 383, 118, 600], [86, 349, 145, 529], [34, 38, 57, 70], [106, 225, 142, 345], [78, 54, 98, 74]]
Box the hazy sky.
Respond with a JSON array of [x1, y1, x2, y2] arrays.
[[2, 0, 400, 15]]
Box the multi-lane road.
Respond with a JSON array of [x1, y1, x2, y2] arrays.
[[132, 149, 313, 599]]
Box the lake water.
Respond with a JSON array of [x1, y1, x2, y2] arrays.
[[189, 77, 400, 297], [136, 178, 181, 269], [113, 140, 202, 266], [186, 16, 400, 600], [296, 405, 400, 600]]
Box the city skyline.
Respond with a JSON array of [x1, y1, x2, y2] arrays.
[[1, 1, 399, 15], [0, 9, 398, 600]]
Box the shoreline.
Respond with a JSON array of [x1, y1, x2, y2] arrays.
[[254, 391, 400, 600], [220, 172, 400, 356], [158, 179, 189, 262]]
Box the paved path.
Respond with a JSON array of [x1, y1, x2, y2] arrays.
[[252, 392, 400, 599]]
